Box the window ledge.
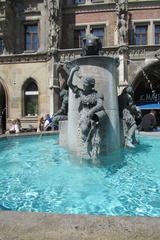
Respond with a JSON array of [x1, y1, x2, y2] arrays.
[[23, 50, 38, 54], [91, 0, 104, 3], [24, 115, 38, 118]]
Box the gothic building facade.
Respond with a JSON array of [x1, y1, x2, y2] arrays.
[[0, 0, 55, 132], [0, 0, 160, 132]]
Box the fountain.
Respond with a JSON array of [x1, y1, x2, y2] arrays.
[[59, 34, 121, 159], [57, 0, 140, 158]]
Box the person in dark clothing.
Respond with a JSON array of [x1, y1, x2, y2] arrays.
[[140, 110, 157, 131]]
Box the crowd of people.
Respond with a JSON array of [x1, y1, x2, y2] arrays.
[[37, 113, 56, 132], [6, 109, 160, 135], [7, 113, 57, 135], [8, 119, 22, 134]]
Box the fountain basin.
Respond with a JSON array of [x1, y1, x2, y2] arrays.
[[0, 134, 160, 216]]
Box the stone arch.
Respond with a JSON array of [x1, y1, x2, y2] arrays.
[[132, 60, 160, 105], [22, 77, 39, 117], [0, 79, 8, 133], [22, 77, 39, 91]]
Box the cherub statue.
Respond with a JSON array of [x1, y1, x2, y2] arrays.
[[116, 0, 128, 14]]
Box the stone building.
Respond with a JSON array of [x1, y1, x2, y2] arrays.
[[0, 0, 58, 132], [0, 0, 160, 133], [61, 0, 160, 105]]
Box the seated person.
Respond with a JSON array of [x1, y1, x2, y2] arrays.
[[140, 110, 157, 131], [37, 116, 44, 132], [9, 120, 16, 134], [44, 114, 52, 131], [15, 118, 21, 133]]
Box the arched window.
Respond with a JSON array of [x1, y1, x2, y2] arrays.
[[23, 79, 39, 116]]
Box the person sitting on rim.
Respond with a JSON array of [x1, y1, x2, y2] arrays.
[[140, 110, 157, 132]]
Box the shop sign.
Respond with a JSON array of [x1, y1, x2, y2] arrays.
[[139, 93, 160, 102]]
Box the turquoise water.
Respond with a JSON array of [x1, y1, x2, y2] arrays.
[[0, 134, 160, 216]]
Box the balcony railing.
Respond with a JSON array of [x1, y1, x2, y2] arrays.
[[0, 45, 158, 64], [58, 45, 160, 62]]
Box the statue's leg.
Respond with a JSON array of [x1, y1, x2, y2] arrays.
[[122, 109, 129, 147], [123, 119, 128, 145], [53, 115, 68, 129], [123, 108, 137, 148], [79, 110, 91, 141], [45, 115, 68, 130], [132, 131, 139, 144], [126, 124, 137, 148], [92, 128, 101, 157], [88, 124, 101, 159]]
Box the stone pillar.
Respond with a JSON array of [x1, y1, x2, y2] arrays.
[[60, 56, 121, 157], [117, 46, 128, 94], [48, 54, 62, 116]]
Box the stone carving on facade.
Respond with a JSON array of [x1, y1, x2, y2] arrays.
[[48, 0, 62, 53], [116, 0, 128, 46], [67, 65, 106, 159], [118, 14, 128, 46], [24, 4, 39, 14], [0, 53, 51, 64], [116, 0, 128, 14], [118, 86, 141, 148], [129, 48, 146, 57], [14, 1, 39, 16]]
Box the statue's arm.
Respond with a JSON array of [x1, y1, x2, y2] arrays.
[[88, 94, 104, 118], [67, 65, 80, 92], [54, 108, 63, 117], [128, 95, 134, 107]]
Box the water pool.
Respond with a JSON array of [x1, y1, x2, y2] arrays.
[[0, 134, 160, 216]]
